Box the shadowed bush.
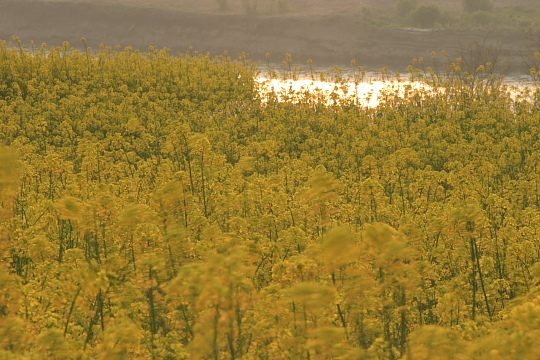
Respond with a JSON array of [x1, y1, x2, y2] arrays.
[[463, 0, 493, 13], [410, 5, 441, 28], [396, 0, 417, 17]]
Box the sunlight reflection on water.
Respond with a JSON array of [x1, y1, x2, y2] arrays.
[[255, 77, 433, 107], [254, 76, 536, 108]]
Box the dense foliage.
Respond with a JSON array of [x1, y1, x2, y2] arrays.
[[1, 39, 540, 359]]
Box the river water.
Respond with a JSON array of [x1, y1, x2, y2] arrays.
[[254, 73, 537, 108], [254, 62, 539, 107], [254, 77, 432, 107]]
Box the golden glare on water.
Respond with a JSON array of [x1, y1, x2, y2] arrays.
[[255, 77, 433, 107], [255, 75, 535, 108]]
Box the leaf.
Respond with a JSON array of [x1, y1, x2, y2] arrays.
[[320, 225, 358, 272], [0, 146, 18, 189], [119, 204, 157, 227], [406, 325, 465, 360], [286, 282, 336, 311], [55, 196, 84, 221]]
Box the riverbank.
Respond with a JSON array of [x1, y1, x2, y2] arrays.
[[0, 0, 538, 74]]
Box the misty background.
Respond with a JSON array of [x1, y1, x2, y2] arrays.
[[0, 0, 539, 74]]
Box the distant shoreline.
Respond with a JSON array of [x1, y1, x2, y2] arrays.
[[0, 0, 537, 75]]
